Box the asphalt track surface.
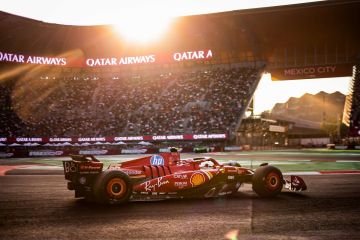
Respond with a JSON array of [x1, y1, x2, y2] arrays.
[[1, 153, 360, 240]]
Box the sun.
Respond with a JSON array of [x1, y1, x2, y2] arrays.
[[112, 12, 174, 44]]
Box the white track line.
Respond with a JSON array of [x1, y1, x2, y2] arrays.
[[283, 172, 321, 175]]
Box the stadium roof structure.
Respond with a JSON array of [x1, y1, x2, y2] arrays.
[[0, 0, 359, 77]]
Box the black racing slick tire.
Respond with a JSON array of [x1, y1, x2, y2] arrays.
[[252, 165, 283, 197], [93, 170, 133, 204]]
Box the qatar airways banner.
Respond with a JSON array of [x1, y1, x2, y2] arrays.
[[270, 64, 353, 80], [0, 49, 213, 67], [0, 52, 67, 66], [113, 133, 227, 141], [1, 133, 227, 144]]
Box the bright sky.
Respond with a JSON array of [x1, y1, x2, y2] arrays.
[[254, 74, 351, 114], [0, 0, 322, 25], [2, 0, 346, 113]]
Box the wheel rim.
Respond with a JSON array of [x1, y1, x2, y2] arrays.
[[106, 178, 126, 199], [265, 172, 281, 191]]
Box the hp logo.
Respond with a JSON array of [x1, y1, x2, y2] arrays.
[[150, 155, 165, 166]]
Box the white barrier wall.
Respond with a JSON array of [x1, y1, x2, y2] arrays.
[[289, 138, 330, 146]]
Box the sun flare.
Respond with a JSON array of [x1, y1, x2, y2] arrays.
[[112, 12, 173, 44]]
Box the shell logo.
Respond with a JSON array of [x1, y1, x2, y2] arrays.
[[190, 172, 206, 186]]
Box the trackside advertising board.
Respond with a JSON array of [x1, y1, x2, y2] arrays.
[[270, 64, 353, 80], [0, 134, 227, 143], [0, 49, 213, 67]]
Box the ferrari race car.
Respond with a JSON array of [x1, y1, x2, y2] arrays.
[[62, 151, 307, 204]]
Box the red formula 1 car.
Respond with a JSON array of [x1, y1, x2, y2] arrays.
[[62, 150, 307, 204]]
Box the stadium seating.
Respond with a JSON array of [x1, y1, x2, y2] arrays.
[[0, 66, 262, 138]]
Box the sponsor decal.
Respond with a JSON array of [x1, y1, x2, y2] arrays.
[[109, 167, 145, 178], [334, 145, 347, 150], [116, 133, 225, 142], [49, 137, 72, 142], [29, 151, 63, 156], [0, 137, 7, 142], [152, 135, 184, 141], [0, 52, 25, 63], [193, 134, 226, 140], [114, 136, 144, 141], [150, 155, 165, 166], [79, 150, 108, 155], [237, 169, 247, 174], [224, 146, 242, 151], [0, 152, 14, 158], [166, 135, 184, 140], [152, 135, 166, 140], [190, 172, 206, 186], [79, 164, 102, 172], [173, 50, 213, 62], [78, 137, 106, 142], [122, 169, 143, 175], [16, 137, 42, 142], [64, 161, 77, 173], [269, 125, 286, 133], [285, 66, 334, 76], [86, 55, 156, 67], [27, 56, 66, 65], [174, 174, 188, 179], [174, 182, 188, 189], [143, 177, 170, 191], [121, 149, 147, 154], [0, 51, 67, 66], [271, 64, 352, 80]]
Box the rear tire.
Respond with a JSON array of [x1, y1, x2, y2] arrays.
[[252, 165, 283, 197], [93, 170, 133, 204]]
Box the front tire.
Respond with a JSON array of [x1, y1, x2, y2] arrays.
[[93, 170, 133, 204], [252, 165, 283, 197]]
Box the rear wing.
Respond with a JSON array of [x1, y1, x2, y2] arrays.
[[63, 155, 103, 181], [70, 154, 100, 162]]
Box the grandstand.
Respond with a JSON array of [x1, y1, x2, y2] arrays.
[[0, 66, 263, 138], [0, 1, 360, 156]]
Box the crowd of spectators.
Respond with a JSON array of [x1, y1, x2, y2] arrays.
[[187, 68, 256, 134], [0, 67, 261, 138]]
